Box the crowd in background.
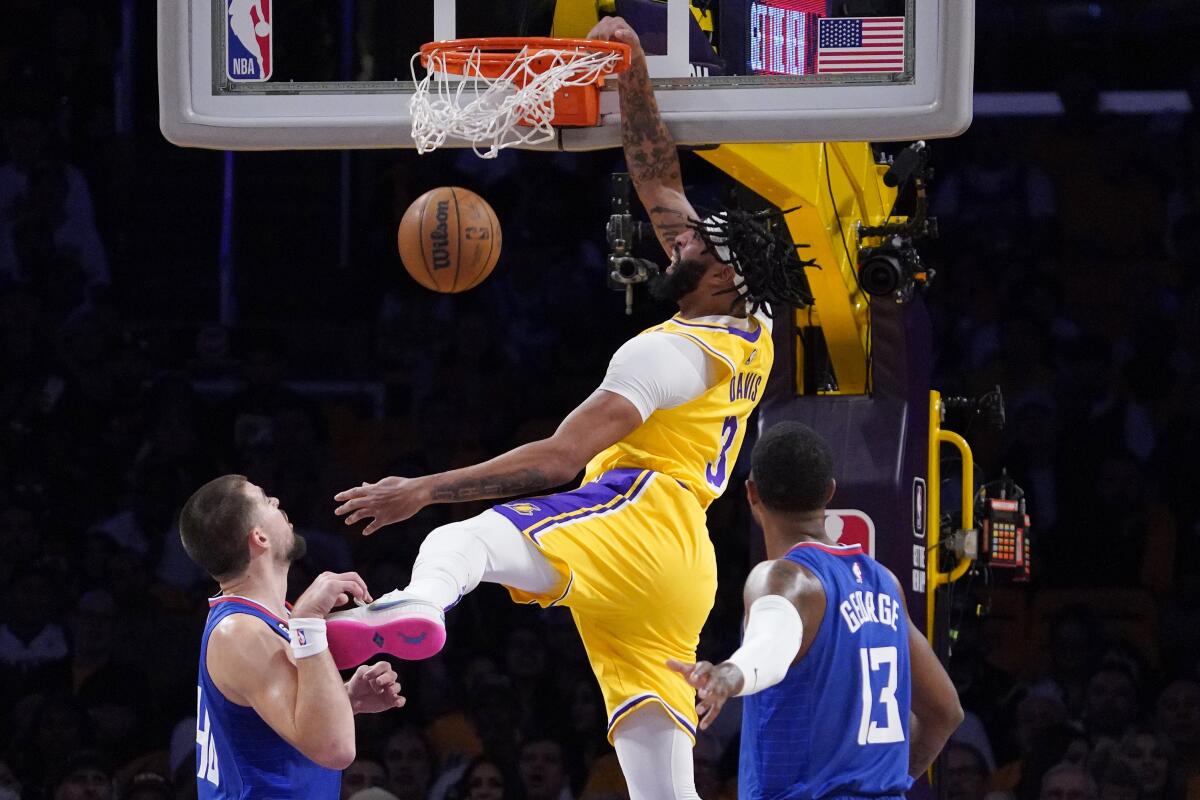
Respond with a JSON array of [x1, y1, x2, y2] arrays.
[[2, 2, 1200, 799]]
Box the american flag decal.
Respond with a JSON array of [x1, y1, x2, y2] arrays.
[[816, 16, 905, 74]]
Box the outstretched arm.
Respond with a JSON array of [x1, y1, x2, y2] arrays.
[[334, 390, 643, 534], [206, 572, 384, 770], [589, 16, 698, 257], [668, 559, 824, 729]]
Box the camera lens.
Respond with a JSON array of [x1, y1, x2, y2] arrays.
[[615, 258, 640, 280], [859, 252, 904, 297]]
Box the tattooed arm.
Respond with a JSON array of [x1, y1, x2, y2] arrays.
[[334, 391, 643, 534], [589, 16, 699, 257]]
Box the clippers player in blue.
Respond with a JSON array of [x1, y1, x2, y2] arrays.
[[669, 423, 963, 799], [180, 475, 407, 798]]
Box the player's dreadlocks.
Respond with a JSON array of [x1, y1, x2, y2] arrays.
[[691, 207, 817, 314]]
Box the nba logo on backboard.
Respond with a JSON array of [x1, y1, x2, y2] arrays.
[[227, 0, 272, 82], [825, 509, 875, 556]]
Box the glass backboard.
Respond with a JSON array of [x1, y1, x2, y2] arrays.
[[158, 0, 973, 150]]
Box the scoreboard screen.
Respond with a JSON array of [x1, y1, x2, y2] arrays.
[[746, 1, 825, 75]]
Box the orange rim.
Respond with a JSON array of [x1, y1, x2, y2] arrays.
[[419, 37, 632, 78]]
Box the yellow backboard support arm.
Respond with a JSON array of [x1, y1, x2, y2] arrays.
[[697, 142, 899, 395]]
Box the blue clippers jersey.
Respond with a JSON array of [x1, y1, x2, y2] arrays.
[[197, 597, 341, 800], [739, 542, 913, 800]]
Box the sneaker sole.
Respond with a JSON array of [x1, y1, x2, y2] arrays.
[[327, 609, 446, 668]]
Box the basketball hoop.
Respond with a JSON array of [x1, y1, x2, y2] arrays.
[[410, 37, 631, 158]]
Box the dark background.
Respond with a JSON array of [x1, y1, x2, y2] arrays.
[[2, 2, 1200, 799]]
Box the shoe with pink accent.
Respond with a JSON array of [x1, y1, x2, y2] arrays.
[[326, 591, 445, 669]]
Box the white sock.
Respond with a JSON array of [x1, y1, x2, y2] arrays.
[[404, 509, 562, 610], [613, 704, 702, 800]]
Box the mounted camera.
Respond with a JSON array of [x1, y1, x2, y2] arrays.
[[606, 173, 659, 315], [857, 236, 932, 299], [856, 141, 938, 303]]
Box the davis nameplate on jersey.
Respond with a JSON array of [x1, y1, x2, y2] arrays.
[[226, 0, 273, 82]]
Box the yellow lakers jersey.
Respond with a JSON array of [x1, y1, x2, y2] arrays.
[[584, 313, 774, 509]]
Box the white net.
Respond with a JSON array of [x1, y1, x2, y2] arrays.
[[410, 43, 625, 159]]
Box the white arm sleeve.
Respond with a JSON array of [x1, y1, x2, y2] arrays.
[[726, 594, 803, 696], [598, 333, 715, 421]]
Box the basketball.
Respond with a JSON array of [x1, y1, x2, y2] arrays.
[[397, 187, 502, 293], [255, 21, 270, 36]]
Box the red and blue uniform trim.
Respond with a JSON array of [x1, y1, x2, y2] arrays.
[[786, 541, 863, 557]]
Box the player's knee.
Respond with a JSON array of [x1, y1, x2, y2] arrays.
[[418, 520, 481, 555]]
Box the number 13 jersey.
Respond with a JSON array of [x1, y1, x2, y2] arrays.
[[584, 312, 774, 509], [740, 542, 914, 800]]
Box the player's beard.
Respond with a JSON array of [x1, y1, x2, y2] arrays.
[[284, 531, 307, 564], [649, 257, 707, 302]]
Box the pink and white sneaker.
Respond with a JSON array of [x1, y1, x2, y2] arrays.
[[326, 591, 445, 669]]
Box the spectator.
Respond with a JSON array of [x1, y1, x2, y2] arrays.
[[0, 105, 110, 311], [578, 751, 626, 800], [518, 737, 573, 800], [1116, 728, 1179, 800], [1081, 667, 1140, 743], [1041, 610, 1103, 717], [63, 589, 147, 701], [1010, 725, 1092, 800], [50, 751, 112, 800], [1095, 760, 1138, 800], [505, 626, 554, 732], [62, 589, 152, 763], [944, 742, 991, 800], [452, 757, 516, 800], [349, 790, 401, 800], [952, 710, 999, 774], [382, 727, 435, 800], [992, 688, 1070, 794], [561, 676, 608, 773], [468, 676, 522, 770], [1156, 679, 1200, 782], [342, 757, 388, 800], [0, 568, 69, 675], [17, 695, 94, 790], [123, 772, 172, 800], [1038, 763, 1097, 800]]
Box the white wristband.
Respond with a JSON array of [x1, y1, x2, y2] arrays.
[[727, 594, 803, 696], [288, 618, 328, 659]]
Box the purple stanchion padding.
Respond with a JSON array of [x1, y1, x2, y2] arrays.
[[757, 296, 933, 634]]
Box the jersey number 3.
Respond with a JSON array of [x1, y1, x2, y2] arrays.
[[857, 646, 904, 745], [706, 415, 738, 490]]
